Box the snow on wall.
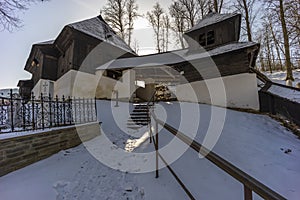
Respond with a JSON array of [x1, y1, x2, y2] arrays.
[[268, 85, 300, 104]]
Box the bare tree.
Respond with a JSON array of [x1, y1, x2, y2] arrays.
[[285, 0, 300, 48], [196, 0, 209, 18], [132, 38, 140, 54], [0, 0, 46, 31], [162, 15, 171, 52], [101, 0, 127, 40], [264, 23, 273, 73], [278, 0, 293, 80], [264, 0, 294, 80], [233, 0, 260, 42], [208, 0, 224, 13], [147, 2, 165, 53], [126, 0, 139, 46], [268, 17, 284, 70], [169, 1, 187, 49], [101, 0, 139, 45], [175, 0, 199, 28]]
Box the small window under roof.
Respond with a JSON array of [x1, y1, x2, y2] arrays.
[[207, 30, 215, 45], [199, 33, 206, 47]]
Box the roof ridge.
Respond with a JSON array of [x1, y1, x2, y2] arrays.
[[66, 15, 135, 53]]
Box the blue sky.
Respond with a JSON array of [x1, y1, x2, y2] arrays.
[[0, 0, 172, 89]]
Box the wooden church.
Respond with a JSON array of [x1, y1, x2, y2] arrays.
[[18, 15, 136, 99], [19, 12, 261, 110]]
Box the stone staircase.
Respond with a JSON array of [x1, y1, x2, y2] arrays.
[[127, 104, 150, 129]]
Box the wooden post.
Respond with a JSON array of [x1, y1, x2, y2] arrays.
[[244, 185, 253, 200]]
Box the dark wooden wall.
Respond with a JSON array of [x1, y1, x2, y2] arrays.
[[185, 16, 241, 50], [259, 90, 300, 126]]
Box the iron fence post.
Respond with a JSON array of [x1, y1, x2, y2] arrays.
[[49, 93, 53, 128], [83, 98, 86, 123], [87, 98, 90, 122], [79, 97, 82, 124], [62, 95, 66, 125], [41, 93, 45, 130], [22, 98, 26, 131], [68, 96, 72, 125], [31, 93, 35, 130], [74, 97, 77, 124], [56, 95, 59, 126], [10, 89, 14, 132]]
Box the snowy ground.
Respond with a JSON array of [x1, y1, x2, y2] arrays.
[[0, 100, 300, 199], [264, 69, 300, 86]]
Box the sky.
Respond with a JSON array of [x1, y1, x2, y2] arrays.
[[0, 0, 173, 89]]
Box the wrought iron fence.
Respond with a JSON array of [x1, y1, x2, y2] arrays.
[[0, 91, 97, 134]]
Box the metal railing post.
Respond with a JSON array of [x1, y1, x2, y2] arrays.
[[155, 119, 159, 178], [94, 97, 97, 121], [149, 112, 152, 144]]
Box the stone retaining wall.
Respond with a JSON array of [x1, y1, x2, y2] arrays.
[[0, 122, 100, 177]]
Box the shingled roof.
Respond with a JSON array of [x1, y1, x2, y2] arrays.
[[186, 12, 240, 33], [67, 15, 135, 53]]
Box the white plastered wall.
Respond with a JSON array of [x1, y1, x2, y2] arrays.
[[176, 73, 259, 110], [32, 79, 54, 98], [54, 69, 136, 99]]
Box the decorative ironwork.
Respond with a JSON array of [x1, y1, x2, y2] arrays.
[[0, 89, 97, 134]]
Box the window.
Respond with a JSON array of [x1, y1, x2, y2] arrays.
[[198, 30, 215, 47], [106, 70, 122, 80], [199, 33, 206, 46], [207, 31, 215, 45]]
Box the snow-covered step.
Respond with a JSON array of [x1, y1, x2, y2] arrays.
[[127, 103, 151, 129]]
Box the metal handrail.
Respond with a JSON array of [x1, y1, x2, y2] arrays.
[[149, 110, 286, 200]]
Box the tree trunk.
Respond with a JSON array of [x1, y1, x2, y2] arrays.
[[269, 22, 283, 70], [265, 26, 272, 73], [242, 0, 252, 42], [279, 0, 294, 80]]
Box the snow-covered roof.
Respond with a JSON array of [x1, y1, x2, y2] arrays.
[[186, 12, 240, 33], [35, 40, 55, 45], [67, 16, 134, 53], [97, 42, 258, 70]]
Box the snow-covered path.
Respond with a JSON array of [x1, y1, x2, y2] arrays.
[[0, 100, 299, 199]]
